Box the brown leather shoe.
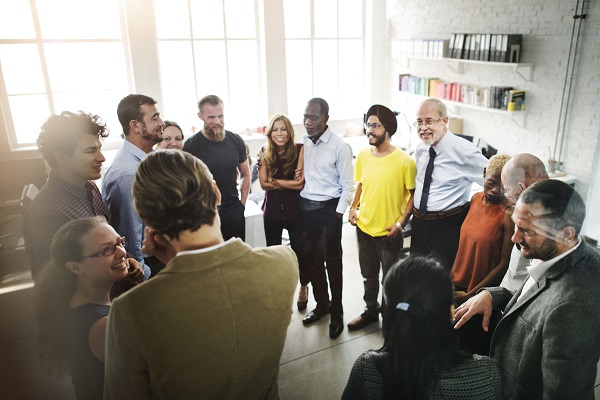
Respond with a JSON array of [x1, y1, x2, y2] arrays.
[[347, 312, 378, 331]]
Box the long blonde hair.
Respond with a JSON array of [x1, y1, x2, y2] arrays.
[[261, 114, 298, 179]]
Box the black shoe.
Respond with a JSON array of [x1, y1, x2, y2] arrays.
[[302, 305, 331, 325], [329, 316, 344, 339], [297, 286, 309, 311]]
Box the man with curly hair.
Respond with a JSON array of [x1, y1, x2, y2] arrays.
[[24, 111, 112, 279]]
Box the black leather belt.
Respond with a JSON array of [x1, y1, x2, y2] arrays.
[[300, 197, 339, 211], [412, 203, 469, 220]]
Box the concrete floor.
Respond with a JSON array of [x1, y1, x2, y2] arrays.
[[1, 211, 599, 399]]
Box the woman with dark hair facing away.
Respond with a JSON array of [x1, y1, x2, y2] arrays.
[[34, 216, 140, 400], [258, 113, 308, 309], [342, 255, 501, 400]]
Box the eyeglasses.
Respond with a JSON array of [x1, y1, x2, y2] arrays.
[[85, 237, 127, 258], [303, 114, 321, 122], [413, 117, 444, 129], [364, 123, 385, 130]]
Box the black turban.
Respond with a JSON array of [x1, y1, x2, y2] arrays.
[[366, 104, 397, 136]]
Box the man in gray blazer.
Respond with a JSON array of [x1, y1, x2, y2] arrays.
[[454, 179, 600, 399]]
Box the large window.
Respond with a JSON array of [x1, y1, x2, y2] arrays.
[[283, 0, 365, 122], [0, 0, 129, 148], [0, 0, 371, 153]]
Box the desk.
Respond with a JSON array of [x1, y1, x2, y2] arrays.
[[244, 199, 266, 248]]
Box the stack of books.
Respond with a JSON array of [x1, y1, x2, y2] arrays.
[[399, 74, 525, 111], [448, 33, 522, 63]]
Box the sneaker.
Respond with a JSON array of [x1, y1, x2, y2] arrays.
[[347, 312, 378, 331]]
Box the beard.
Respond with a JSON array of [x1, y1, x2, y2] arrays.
[[205, 125, 225, 142], [141, 124, 163, 144], [368, 132, 387, 147], [521, 237, 559, 261]]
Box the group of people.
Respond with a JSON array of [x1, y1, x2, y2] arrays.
[[25, 93, 600, 399]]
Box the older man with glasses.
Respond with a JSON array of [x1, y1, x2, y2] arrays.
[[409, 98, 488, 270]]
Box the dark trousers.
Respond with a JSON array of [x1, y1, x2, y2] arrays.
[[219, 201, 245, 241], [356, 226, 404, 317], [303, 204, 344, 317], [409, 207, 469, 270], [263, 215, 309, 286]]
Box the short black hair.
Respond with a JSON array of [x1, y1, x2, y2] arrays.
[[117, 94, 157, 136], [307, 97, 329, 117], [520, 179, 586, 234]]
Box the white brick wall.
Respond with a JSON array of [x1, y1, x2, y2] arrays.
[[385, 0, 600, 201]]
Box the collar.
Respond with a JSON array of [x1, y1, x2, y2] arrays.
[[175, 237, 234, 256], [430, 129, 452, 154], [123, 139, 151, 161], [49, 170, 96, 195], [526, 236, 583, 282], [309, 126, 331, 144]]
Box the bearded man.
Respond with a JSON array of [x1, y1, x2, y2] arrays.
[[183, 95, 251, 241], [103, 94, 165, 279]]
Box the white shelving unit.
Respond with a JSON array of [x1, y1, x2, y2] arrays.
[[407, 56, 534, 81]]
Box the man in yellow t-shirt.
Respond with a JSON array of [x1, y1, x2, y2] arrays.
[[347, 104, 416, 330]]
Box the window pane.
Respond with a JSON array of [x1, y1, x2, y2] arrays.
[[285, 40, 312, 123], [314, 0, 337, 38], [193, 41, 228, 100], [155, 0, 190, 39], [44, 43, 128, 93], [339, 0, 362, 38], [313, 40, 338, 107], [158, 41, 198, 136], [0, 44, 45, 94], [224, 0, 255, 38], [52, 91, 125, 143], [0, 0, 35, 38], [36, 0, 121, 39], [9, 94, 50, 145], [227, 40, 262, 129], [338, 39, 364, 119], [283, 0, 310, 38], [190, 0, 224, 39]]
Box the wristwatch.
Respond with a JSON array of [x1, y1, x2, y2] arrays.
[[395, 222, 404, 231]]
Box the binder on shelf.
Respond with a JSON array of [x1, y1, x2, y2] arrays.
[[505, 34, 523, 62], [471, 33, 481, 61], [494, 35, 503, 61], [462, 34, 470, 59], [489, 34, 497, 62], [507, 90, 525, 111], [448, 34, 456, 58], [481, 34, 491, 61]]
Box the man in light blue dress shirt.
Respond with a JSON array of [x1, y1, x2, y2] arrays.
[[410, 98, 488, 270], [102, 94, 164, 279], [299, 97, 354, 339]]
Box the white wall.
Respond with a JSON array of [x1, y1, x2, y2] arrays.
[[384, 0, 600, 207]]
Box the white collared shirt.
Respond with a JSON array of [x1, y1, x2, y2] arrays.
[[517, 237, 582, 302], [414, 131, 488, 211]]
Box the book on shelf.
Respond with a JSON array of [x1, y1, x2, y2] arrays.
[[507, 90, 525, 111], [448, 34, 456, 58], [455, 33, 465, 59], [473, 34, 481, 61], [482, 34, 491, 61]]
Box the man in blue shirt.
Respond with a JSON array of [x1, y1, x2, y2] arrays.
[[300, 98, 354, 339], [102, 94, 164, 279]]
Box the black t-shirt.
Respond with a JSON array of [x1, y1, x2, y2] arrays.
[[183, 131, 247, 207]]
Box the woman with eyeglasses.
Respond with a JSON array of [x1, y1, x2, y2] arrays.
[[34, 216, 141, 400], [258, 114, 309, 310], [343, 255, 501, 400]]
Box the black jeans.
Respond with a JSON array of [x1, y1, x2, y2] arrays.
[[263, 215, 309, 286], [302, 204, 344, 317], [219, 201, 245, 242]]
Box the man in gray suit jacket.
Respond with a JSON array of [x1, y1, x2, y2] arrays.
[[454, 179, 600, 399]]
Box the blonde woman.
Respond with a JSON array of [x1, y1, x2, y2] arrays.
[[258, 114, 309, 310]]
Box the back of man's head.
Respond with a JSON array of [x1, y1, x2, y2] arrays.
[[505, 153, 549, 185], [520, 179, 586, 235], [117, 94, 157, 136], [132, 150, 218, 239], [37, 111, 109, 169]]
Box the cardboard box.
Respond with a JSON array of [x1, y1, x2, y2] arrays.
[[449, 117, 463, 134]]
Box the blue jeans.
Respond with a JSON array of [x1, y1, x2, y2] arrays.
[[356, 226, 404, 317]]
